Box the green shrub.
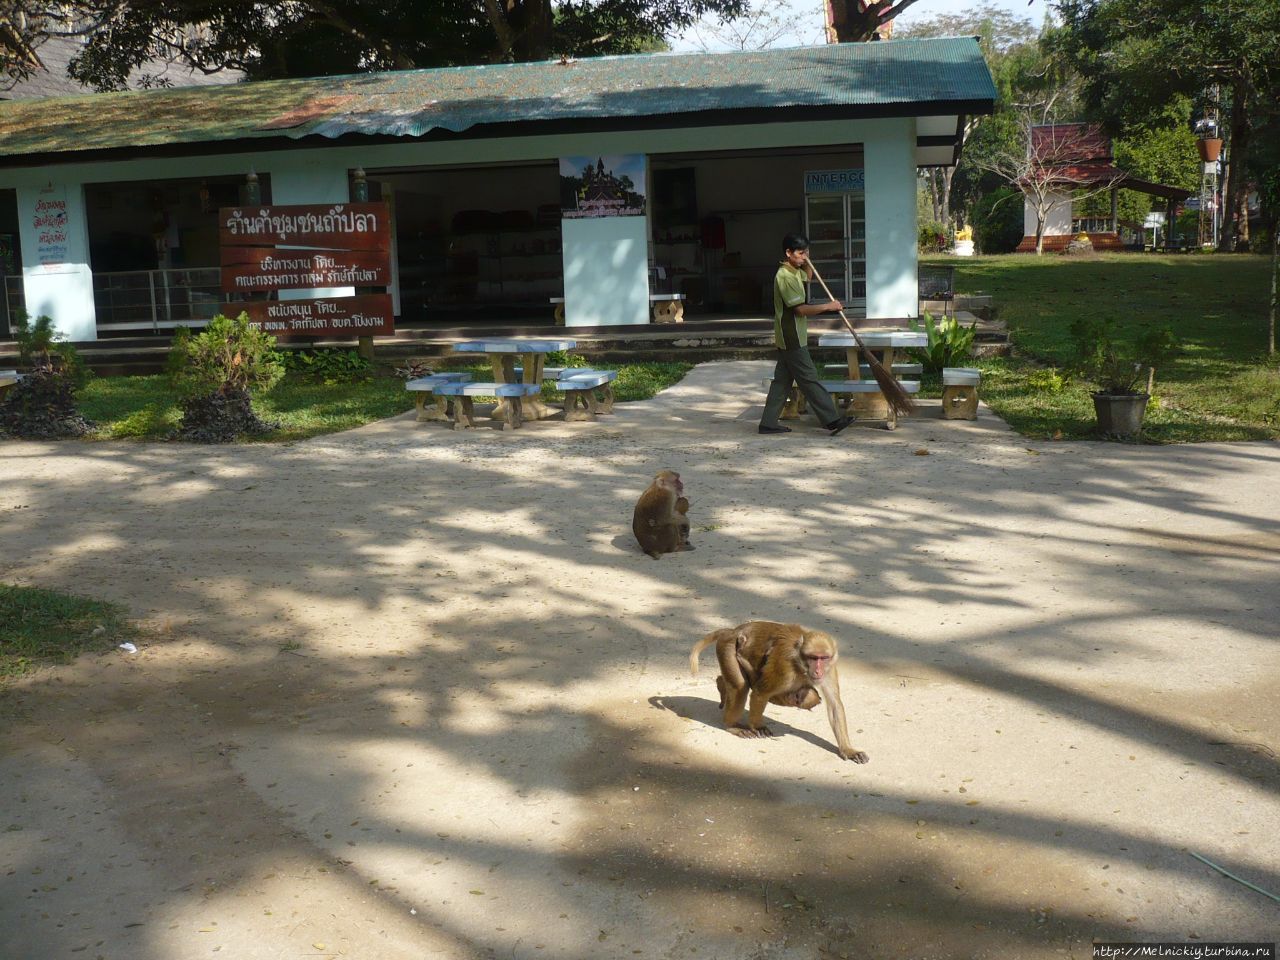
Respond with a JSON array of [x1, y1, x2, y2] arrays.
[[972, 188, 1024, 254], [166, 313, 284, 442], [282, 348, 373, 383], [918, 221, 949, 253], [11, 311, 90, 388], [908, 311, 977, 373], [1069, 317, 1178, 394], [167, 312, 285, 399], [545, 349, 590, 368]]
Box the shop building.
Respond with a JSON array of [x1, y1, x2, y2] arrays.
[[0, 38, 994, 342]]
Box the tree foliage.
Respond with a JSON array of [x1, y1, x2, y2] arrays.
[[1049, 0, 1280, 250], [900, 3, 1052, 230], [5, 0, 750, 89]]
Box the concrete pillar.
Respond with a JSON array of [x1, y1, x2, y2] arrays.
[[862, 119, 917, 320], [16, 180, 97, 341]]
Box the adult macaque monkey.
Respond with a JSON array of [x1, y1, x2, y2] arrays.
[[690, 621, 868, 763], [632, 470, 693, 558], [710, 630, 820, 710]]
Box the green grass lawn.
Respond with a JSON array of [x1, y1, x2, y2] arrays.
[[0, 584, 136, 679], [924, 253, 1280, 442], [78, 360, 693, 442]]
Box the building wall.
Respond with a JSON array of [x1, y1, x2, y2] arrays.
[[1024, 189, 1074, 238], [2, 115, 921, 338]]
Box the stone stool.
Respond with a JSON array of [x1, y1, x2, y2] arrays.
[[941, 367, 981, 420]]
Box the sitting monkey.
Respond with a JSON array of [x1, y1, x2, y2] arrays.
[[632, 470, 693, 558]]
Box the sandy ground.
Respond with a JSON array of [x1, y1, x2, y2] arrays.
[[1, 360, 1278, 960]]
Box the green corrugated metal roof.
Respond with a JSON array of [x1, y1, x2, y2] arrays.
[[0, 37, 994, 162]]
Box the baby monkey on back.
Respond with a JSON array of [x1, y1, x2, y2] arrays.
[[690, 621, 869, 763], [632, 470, 692, 558]]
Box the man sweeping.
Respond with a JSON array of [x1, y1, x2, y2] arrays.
[[759, 233, 855, 436]]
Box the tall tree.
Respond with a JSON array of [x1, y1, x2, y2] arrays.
[[3, 0, 748, 90], [824, 1, 923, 42], [1050, 0, 1280, 251], [897, 2, 1042, 229]]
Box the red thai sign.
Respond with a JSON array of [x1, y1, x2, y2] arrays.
[[218, 202, 391, 251], [225, 294, 395, 338], [220, 247, 391, 293]]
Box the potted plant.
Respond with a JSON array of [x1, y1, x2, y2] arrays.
[[1069, 318, 1178, 437]]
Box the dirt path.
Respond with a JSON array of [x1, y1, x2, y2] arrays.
[[3, 361, 1278, 960]]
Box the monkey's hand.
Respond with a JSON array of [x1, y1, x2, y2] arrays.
[[730, 724, 775, 739], [840, 749, 870, 764]]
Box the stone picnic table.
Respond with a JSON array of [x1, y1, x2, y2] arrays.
[[815, 329, 927, 429], [451, 338, 578, 421]]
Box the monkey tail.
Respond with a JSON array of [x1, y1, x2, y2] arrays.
[[688, 632, 718, 676]]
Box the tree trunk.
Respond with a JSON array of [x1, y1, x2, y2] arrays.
[[826, 0, 921, 42], [1219, 76, 1251, 252], [1035, 215, 1046, 255], [1237, 190, 1251, 250], [941, 166, 954, 230]]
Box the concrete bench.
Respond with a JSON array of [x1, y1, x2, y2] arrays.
[[823, 362, 923, 377], [942, 367, 981, 420], [763, 377, 921, 430], [405, 372, 473, 422], [433, 381, 542, 431], [761, 378, 922, 395], [556, 369, 618, 421]]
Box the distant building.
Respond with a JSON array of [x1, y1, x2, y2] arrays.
[[1017, 123, 1192, 253]]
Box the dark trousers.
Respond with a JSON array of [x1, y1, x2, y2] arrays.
[[760, 347, 840, 428]]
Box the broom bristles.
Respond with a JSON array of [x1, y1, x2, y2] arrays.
[[861, 346, 917, 415]]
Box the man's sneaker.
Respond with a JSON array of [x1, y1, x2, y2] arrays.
[[758, 424, 792, 434], [825, 416, 855, 436]]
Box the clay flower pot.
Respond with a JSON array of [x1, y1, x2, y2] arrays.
[[1196, 138, 1223, 163]]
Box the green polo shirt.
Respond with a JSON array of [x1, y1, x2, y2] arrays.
[[773, 262, 809, 350]]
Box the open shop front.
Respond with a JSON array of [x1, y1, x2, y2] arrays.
[[649, 146, 867, 318], [79, 174, 270, 336], [372, 144, 868, 326]]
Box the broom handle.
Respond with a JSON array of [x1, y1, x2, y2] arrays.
[[805, 256, 916, 417], [805, 259, 869, 348]]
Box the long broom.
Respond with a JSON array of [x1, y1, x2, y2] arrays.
[[806, 260, 917, 416]]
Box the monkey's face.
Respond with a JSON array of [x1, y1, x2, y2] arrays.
[[801, 632, 837, 681], [657, 470, 683, 496]]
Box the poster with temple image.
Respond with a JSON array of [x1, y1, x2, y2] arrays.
[[559, 155, 647, 218]]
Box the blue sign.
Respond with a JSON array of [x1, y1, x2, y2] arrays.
[[804, 169, 865, 193]]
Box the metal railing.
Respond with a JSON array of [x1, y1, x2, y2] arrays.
[[3, 276, 24, 333], [92, 268, 221, 333]]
